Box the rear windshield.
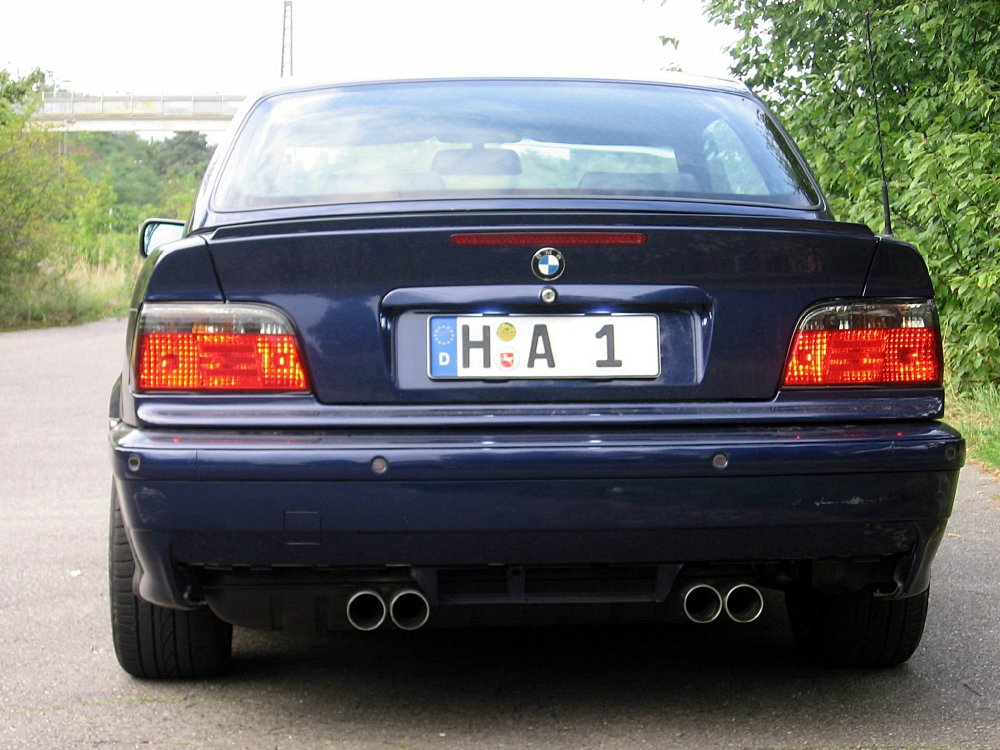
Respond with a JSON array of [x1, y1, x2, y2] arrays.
[[213, 80, 821, 211]]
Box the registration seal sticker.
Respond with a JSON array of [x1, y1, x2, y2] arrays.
[[496, 322, 517, 342]]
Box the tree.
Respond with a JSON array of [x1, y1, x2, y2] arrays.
[[148, 132, 215, 218], [0, 69, 76, 282], [0, 69, 45, 124], [149, 131, 215, 181], [701, 0, 999, 386], [70, 132, 162, 208], [69, 130, 214, 223]]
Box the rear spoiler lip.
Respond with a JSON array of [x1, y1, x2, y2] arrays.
[[193, 198, 840, 239]]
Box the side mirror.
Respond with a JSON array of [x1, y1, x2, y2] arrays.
[[139, 218, 186, 257]]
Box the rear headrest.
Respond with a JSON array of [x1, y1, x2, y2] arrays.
[[432, 148, 523, 176], [578, 171, 698, 192]]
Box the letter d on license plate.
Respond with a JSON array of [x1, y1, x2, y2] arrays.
[[428, 315, 660, 379]]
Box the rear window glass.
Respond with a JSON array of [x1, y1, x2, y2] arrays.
[[213, 80, 820, 211]]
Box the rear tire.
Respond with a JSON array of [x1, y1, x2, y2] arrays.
[[109, 487, 232, 678], [786, 586, 929, 668]]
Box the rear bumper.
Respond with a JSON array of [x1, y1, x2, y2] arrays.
[[110, 421, 964, 613]]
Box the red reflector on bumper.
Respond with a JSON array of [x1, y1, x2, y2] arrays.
[[783, 328, 941, 386], [138, 332, 309, 391]]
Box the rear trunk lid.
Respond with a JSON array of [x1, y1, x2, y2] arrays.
[[205, 211, 877, 405]]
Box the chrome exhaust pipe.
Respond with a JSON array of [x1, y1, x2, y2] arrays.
[[346, 589, 387, 631], [724, 583, 764, 624], [682, 583, 723, 624], [389, 589, 430, 631]]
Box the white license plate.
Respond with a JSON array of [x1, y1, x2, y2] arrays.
[[427, 315, 660, 379]]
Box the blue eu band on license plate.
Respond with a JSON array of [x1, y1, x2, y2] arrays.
[[427, 315, 660, 379]]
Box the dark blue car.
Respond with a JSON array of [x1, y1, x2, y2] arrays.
[[109, 76, 964, 677]]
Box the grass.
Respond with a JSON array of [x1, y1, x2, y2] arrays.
[[946, 383, 1000, 475], [0, 261, 134, 330], [0, 234, 137, 331]]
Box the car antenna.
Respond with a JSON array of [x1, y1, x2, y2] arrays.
[[865, 10, 893, 236]]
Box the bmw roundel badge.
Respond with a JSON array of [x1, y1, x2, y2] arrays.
[[531, 247, 564, 281]]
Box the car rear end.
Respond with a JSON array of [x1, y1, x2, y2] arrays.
[[109, 77, 964, 676]]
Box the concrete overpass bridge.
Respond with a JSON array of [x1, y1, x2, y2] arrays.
[[35, 93, 245, 132]]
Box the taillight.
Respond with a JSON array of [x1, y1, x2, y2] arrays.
[[135, 303, 309, 392], [782, 301, 942, 386]]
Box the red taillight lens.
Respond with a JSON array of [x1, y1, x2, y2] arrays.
[[135, 304, 309, 392], [782, 301, 942, 387]]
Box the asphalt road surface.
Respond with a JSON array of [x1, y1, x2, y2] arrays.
[[1, 318, 998, 749]]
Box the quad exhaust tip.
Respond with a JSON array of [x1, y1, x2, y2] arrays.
[[682, 583, 764, 624], [345, 589, 387, 631], [682, 583, 724, 624], [389, 589, 431, 631], [724, 583, 764, 624]]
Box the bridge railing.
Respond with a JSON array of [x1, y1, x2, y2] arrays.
[[36, 93, 246, 131]]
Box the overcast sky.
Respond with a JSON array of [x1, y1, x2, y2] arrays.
[[1, 0, 737, 94]]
